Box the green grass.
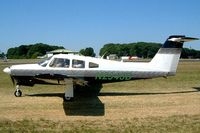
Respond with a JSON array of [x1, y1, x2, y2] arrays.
[[0, 59, 200, 132]]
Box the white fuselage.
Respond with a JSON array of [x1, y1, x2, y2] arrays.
[[7, 49, 179, 80]]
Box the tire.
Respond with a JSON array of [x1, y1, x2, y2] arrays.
[[63, 96, 73, 102], [14, 90, 22, 97]]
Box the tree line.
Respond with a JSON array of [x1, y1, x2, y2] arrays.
[[79, 47, 96, 57], [100, 42, 200, 59], [99, 42, 161, 58], [4, 42, 200, 59], [0, 51, 5, 58], [6, 43, 64, 59]]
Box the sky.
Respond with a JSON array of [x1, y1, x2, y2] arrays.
[[0, 0, 200, 55]]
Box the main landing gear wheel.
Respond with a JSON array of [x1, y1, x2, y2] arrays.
[[63, 96, 73, 102], [14, 90, 22, 97]]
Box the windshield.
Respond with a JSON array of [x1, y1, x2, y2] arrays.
[[38, 56, 52, 67]]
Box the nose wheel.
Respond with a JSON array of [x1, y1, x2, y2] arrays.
[[14, 85, 22, 97]]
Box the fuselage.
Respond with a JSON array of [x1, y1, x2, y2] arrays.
[[4, 54, 170, 86]]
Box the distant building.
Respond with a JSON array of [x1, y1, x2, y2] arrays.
[[37, 49, 79, 58], [107, 54, 118, 60], [3, 56, 8, 62], [121, 56, 139, 61], [47, 49, 79, 57], [47, 49, 79, 58]]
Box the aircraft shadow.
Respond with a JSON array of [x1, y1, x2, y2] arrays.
[[63, 96, 104, 116], [27, 93, 64, 98], [99, 89, 200, 96], [27, 83, 105, 116], [193, 87, 200, 92], [63, 83, 104, 116]]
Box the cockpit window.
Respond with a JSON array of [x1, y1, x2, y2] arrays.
[[72, 59, 85, 68], [38, 56, 52, 67], [89, 62, 99, 68], [49, 58, 70, 68]]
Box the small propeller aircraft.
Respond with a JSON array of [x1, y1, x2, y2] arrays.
[[3, 35, 199, 101]]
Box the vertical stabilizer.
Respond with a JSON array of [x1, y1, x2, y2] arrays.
[[149, 35, 198, 75]]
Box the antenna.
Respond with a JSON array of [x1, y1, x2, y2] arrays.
[[101, 51, 108, 59]]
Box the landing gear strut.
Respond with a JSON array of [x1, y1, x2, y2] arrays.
[[14, 85, 22, 97], [63, 78, 74, 101]]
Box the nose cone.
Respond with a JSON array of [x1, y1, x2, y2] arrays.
[[3, 67, 11, 74]]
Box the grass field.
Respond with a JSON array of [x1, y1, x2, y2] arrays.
[[0, 59, 200, 132]]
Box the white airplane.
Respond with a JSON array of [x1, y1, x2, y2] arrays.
[[3, 35, 199, 101]]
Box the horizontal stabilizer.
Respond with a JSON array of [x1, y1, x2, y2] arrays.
[[162, 35, 199, 48], [168, 36, 199, 42]]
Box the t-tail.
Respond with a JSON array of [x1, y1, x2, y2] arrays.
[[149, 35, 199, 76]]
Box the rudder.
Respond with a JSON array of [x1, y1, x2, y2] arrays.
[[149, 35, 198, 75]]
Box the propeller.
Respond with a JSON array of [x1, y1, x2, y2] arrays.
[[3, 67, 15, 86]]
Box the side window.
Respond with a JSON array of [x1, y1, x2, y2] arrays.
[[64, 59, 70, 68], [89, 62, 99, 68], [72, 59, 85, 68], [49, 58, 70, 68]]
